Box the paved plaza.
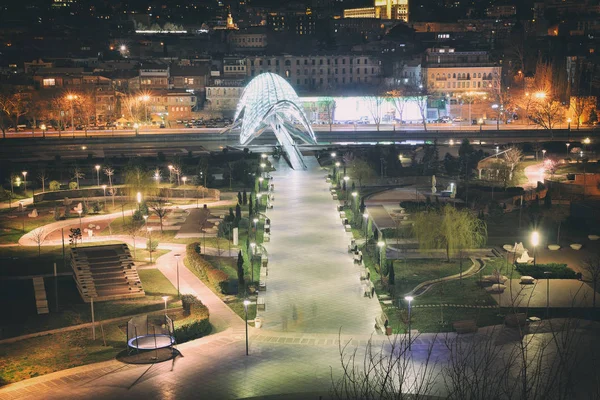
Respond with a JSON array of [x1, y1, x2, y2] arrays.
[[260, 157, 382, 334], [491, 278, 599, 308]]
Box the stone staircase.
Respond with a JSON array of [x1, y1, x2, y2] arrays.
[[71, 244, 145, 302], [32, 277, 49, 314]]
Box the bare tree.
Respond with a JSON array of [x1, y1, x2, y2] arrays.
[[582, 253, 600, 307], [570, 96, 594, 129], [72, 167, 85, 189], [151, 199, 169, 232], [0, 92, 29, 132], [124, 220, 141, 260], [31, 227, 46, 256], [531, 101, 565, 133], [77, 92, 96, 136], [503, 147, 523, 181], [363, 96, 384, 131], [37, 170, 48, 193], [317, 97, 336, 131], [104, 167, 114, 188]]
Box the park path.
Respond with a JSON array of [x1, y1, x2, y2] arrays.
[[259, 157, 382, 334], [523, 162, 544, 189]]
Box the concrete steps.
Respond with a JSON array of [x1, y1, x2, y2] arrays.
[[32, 277, 49, 314]]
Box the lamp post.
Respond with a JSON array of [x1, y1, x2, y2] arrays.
[[95, 165, 101, 186], [544, 271, 551, 318], [363, 212, 369, 237], [566, 143, 570, 156], [258, 177, 264, 192], [243, 299, 251, 355], [567, 118, 571, 131], [491, 104, 499, 131], [377, 241, 385, 281], [343, 176, 349, 201], [261, 153, 268, 160], [143, 214, 148, 226], [175, 254, 181, 298], [405, 296, 414, 350], [133, 123, 139, 136], [168, 165, 173, 183], [253, 217, 259, 239], [182, 176, 187, 198], [101, 185, 107, 210], [19, 201, 24, 232], [66, 94, 78, 137], [542, 149, 546, 159], [334, 162, 340, 183], [352, 191, 358, 213], [260, 163, 266, 178], [41, 123, 46, 138], [154, 171, 160, 187], [140, 95, 150, 123], [331, 152, 336, 158], [137, 191, 142, 211], [162, 296, 168, 315], [22, 171, 27, 195], [531, 231, 539, 267], [77, 209, 83, 241]]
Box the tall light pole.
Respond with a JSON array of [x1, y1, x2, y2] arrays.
[[335, 162, 341, 183], [41, 123, 46, 138], [133, 123, 139, 136], [363, 213, 369, 239], [250, 242, 256, 283], [343, 176, 350, 202], [567, 118, 571, 131], [405, 296, 413, 350], [137, 191, 142, 212], [102, 185, 107, 210], [168, 165, 173, 183], [66, 94, 78, 137], [352, 191, 358, 213], [566, 142, 571, 156], [148, 227, 153, 264], [542, 149, 546, 159], [77, 209, 83, 241], [140, 95, 150, 123], [162, 296, 168, 315], [253, 218, 259, 239], [243, 299, 251, 355], [531, 231, 539, 267], [22, 171, 27, 195], [175, 254, 181, 298], [260, 163, 266, 178], [491, 104, 499, 131], [19, 200, 24, 232], [182, 176, 187, 198], [544, 271, 551, 318], [95, 165, 101, 186], [258, 177, 264, 192], [377, 241, 385, 283]]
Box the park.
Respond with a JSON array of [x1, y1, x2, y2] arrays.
[[0, 73, 600, 399]]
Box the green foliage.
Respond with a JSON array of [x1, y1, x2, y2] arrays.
[[207, 269, 229, 293], [515, 263, 576, 279], [132, 210, 144, 223], [49, 181, 60, 191], [146, 237, 158, 252], [237, 250, 245, 287], [443, 153, 459, 176], [181, 294, 207, 316], [92, 201, 102, 213], [242, 190, 247, 205], [589, 108, 598, 124], [488, 201, 504, 223], [185, 243, 213, 277], [54, 206, 61, 221], [421, 141, 439, 175], [413, 204, 487, 262], [174, 318, 211, 344], [68, 182, 78, 190]]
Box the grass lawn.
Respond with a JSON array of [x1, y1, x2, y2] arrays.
[[0, 210, 57, 244], [555, 162, 600, 174], [393, 259, 466, 296]]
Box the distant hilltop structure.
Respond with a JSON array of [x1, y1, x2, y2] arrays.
[[344, 0, 409, 22]]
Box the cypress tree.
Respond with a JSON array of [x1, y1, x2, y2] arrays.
[[235, 204, 242, 220], [237, 250, 245, 287], [249, 196, 253, 216], [388, 262, 395, 285], [243, 190, 248, 205], [237, 191, 243, 205]]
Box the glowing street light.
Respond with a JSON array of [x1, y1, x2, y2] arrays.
[[66, 94, 78, 136], [133, 122, 139, 136], [335, 162, 340, 167], [243, 299, 251, 355], [583, 137, 591, 145], [137, 191, 142, 211], [331, 152, 337, 158], [363, 212, 369, 239], [566, 142, 571, 155], [534, 92, 546, 99], [542, 149, 547, 159], [567, 118, 572, 131], [405, 296, 414, 350], [143, 214, 148, 225], [174, 253, 181, 297], [40, 123, 46, 138], [162, 296, 169, 315], [253, 217, 259, 233], [22, 171, 27, 194], [101, 184, 107, 210], [531, 231, 539, 267], [95, 165, 101, 186]]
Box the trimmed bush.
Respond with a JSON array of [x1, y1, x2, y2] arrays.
[[515, 263, 576, 279], [181, 294, 210, 317], [185, 242, 212, 277], [174, 318, 211, 343], [49, 181, 61, 191], [207, 269, 229, 293]]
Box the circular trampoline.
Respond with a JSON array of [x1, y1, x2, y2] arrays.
[[127, 314, 176, 354], [128, 334, 175, 350]]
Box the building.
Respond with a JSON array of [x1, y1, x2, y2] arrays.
[[485, 5, 516, 18], [133, 64, 170, 91], [266, 9, 316, 35], [223, 56, 248, 78], [205, 78, 245, 115], [33, 68, 113, 90], [245, 54, 383, 92], [422, 47, 501, 96], [330, 18, 386, 45], [144, 90, 198, 122], [344, 0, 409, 22], [227, 28, 268, 51], [170, 65, 210, 93]]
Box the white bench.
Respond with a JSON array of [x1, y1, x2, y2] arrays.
[[344, 224, 351, 232], [520, 276, 535, 284], [257, 297, 266, 311], [375, 312, 389, 334], [259, 281, 266, 291], [333, 194, 338, 200]]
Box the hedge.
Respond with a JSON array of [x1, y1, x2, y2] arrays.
[[175, 318, 211, 343], [207, 269, 229, 292], [185, 242, 233, 294], [515, 263, 577, 279]]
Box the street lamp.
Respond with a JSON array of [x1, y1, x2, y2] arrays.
[[542, 149, 546, 159], [491, 104, 500, 131], [531, 231, 539, 267], [363, 213, 369, 239], [377, 241, 385, 279], [352, 191, 358, 212], [261, 153, 268, 159], [566, 142, 571, 156], [139, 95, 150, 122], [137, 191, 142, 211], [95, 165, 101, 186], [243, 299, 251, 355], [168, 165, 173, 182], [343, 176, 350, 201], [567, 118, 572, 131], [405, 296, 414, 350], [174, 254, 181, 297], [260, 163, 266, 177], [143, 214, 148, 225], [253, 217, 259, 237], [162, 296, 168, 315], [19, 200, 24, 232], [101, 184, 107, 210], [77, 209, 83, 240], [331, 152, 336, 158], [258, 177, 264, 191], [40, 123, 46, 138], [133, 123, 139, 136], [478, 118, 483, 132], [66, 94, 78, 137], [22, 171, 27, 194]]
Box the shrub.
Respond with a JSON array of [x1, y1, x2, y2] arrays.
[[185, 242, 213, 276], [207, 269, 229, 293], [515, 263, 577, 279], [54, 206, 61, 221], [68, 182, 78, 190], [174, 318, 211, 344], [181, 294, 209, 317], [49, 181, 61, 191]]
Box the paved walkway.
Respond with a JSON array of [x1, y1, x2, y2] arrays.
[[259, 157, 382, 334]]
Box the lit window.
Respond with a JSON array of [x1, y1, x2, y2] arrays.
[[43, 78, 56, 86]]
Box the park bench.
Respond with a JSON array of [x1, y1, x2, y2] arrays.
[[259, 281, 266, 291], [264, 233, 270, 242], [333, 194, 338, 200], [339, 211, 346, 218], [257, 297, 266, 311], [353, 251, 363, 264], [260, 265, 268, 277], [344, 224, 352, 232], [453, 320, 478, 334], [520, 276, 535, 284]]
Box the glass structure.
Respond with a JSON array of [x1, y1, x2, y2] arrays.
[[234, 73, 316, 169]]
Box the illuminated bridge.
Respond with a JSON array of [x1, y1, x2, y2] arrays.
[[232, 72, 317, 170]]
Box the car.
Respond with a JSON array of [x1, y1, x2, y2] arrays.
[[453, 117, 465, 122]]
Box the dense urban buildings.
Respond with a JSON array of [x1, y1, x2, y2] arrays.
[[1, 0, 600, 399]]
